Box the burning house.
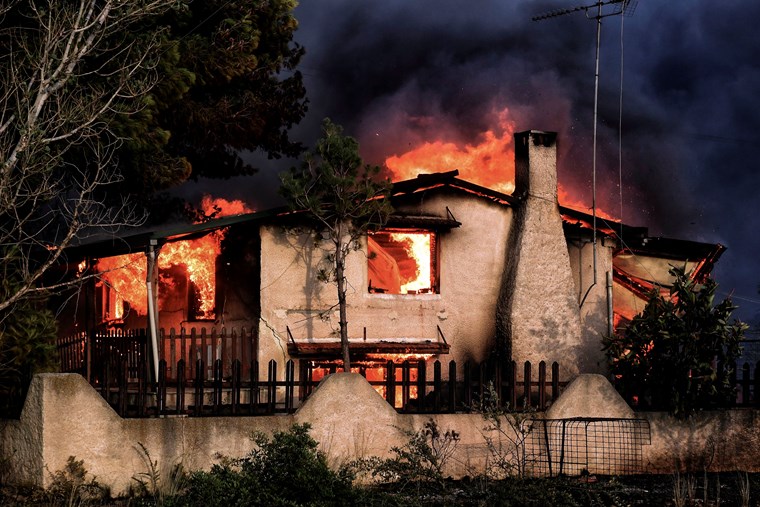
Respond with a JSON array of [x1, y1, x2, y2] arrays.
[[56, 130, 723, 393]]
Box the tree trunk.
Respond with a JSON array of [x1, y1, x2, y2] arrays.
[[335, 230, 351, 372]]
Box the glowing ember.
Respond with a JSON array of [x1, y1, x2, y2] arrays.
[[95, 196, 252, 322], [365, 353, 435, 362]]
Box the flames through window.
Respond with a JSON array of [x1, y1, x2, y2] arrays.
[[368, 229, 438, 295], [94, 233, 222, 324], [93, 196, 251, 325]]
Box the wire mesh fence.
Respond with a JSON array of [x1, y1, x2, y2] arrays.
[[526, 417, 651, 477]]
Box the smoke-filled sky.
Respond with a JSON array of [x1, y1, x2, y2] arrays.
[[188, 0, 760, 323]]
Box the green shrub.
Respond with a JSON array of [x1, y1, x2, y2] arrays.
[[45, 456, 110, 506], [475, 384, 537, 480], [178, 423, 357, 506], [365, 420, 459, 491], [0, 248, 58, 417], [603, 266, 746, 418]]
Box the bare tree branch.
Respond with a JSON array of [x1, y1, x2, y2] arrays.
[[0, 0, 179, 314]]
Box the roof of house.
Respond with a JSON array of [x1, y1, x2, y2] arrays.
[[64, 171, 725, 271]]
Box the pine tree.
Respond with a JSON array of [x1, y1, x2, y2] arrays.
[[280, 119, 392, 370]]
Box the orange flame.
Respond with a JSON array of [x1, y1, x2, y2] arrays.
[[95, 196, 252, 322], [386, 108, 516, 194], [96, 253, 146, 316], [390, 232, 432, 293], [384, 107, 619, 220]]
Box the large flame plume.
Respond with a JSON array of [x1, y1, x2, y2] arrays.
[[386, 108, 516, 195], [384, 106, 618, 220], [95, 196, 252, 322]]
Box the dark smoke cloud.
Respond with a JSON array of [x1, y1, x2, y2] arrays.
[[281, 0, 760, 323], [174, 1, 760, 323]]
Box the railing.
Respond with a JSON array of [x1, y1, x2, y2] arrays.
[[55, 331, 760, 416], [85, 357, 563, 418], [57, 329, 148, 382], [56, 328, 257, 383], [732, 361, 760, 406]]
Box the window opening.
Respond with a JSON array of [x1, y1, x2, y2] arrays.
[[368, 229, 437, 294], [96, 280, 126, 324]]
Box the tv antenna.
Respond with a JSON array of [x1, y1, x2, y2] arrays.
[[533, 0, 637, 308]]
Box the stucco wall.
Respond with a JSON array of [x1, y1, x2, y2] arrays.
[[567, 238, 617, 374], [0, 374, 502, 492], [258, 190, 513, 368], [4, 373, 760, 495]]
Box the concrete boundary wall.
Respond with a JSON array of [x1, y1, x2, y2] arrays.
[[2, 373, 760, 494]]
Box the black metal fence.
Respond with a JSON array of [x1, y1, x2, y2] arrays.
[[731, 361, 760, 406], [56, 330, 760, 416], [86, 357, 563, 418]]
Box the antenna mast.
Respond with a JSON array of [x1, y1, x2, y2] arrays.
[[532, 0, 636, 305]]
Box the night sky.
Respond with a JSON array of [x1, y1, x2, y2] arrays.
[[184, 0, 760, 325]]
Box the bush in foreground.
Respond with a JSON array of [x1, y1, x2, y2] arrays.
[[178, 423, 358, 506]]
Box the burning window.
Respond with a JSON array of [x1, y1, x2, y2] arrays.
[[94, 236, 221, 324], [97, 281, 126, 323], [92, 197, 251, 326], [95, 253, 145, 324], [368, 229, 438, 294]]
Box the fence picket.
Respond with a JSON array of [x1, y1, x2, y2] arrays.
[[742, 363, 751, 406], [386, 361, 396, 408], [177, 359, 186, 415], [194, 359, 204, 415], [231, 360, 241, 415], [448, 360, 457, 413], [267, 360, 277, 413], [213, 359, 223, 415], [539, 361, 547, 410]]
